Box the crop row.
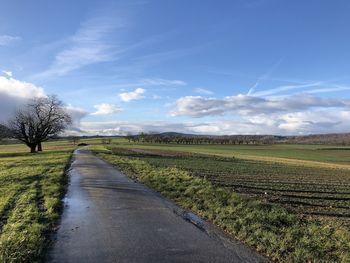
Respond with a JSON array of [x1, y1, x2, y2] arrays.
[[109, 147, 350, 222]]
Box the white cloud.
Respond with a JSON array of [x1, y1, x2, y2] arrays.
[[91, 103, 122, 115], [0, 76, 45, 99], [78, 120, 193, 136], [65, 106, 89, 135], [77, 120, 271, 136], [194, 88, 213, 95], [65, 105, 89, 129], [0, 35, 21, 46], [241, 110, 349, 135], [171, 94, 347, 117], [0, 75, 45, 122], [74, 110, 350, 136], [159, 93, 350, 135], [0, 75, 87, 131], [2, 71, 12, 77], [119, 88, 145, 102]]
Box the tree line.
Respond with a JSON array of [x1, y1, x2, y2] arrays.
[[126, 132, 277, 145]]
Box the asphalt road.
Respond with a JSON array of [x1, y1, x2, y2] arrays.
[[46, 148, 268, 263]]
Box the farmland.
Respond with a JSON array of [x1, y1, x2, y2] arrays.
[[93, 142, 350, 262], [112, 143, 350, 167], [107, 147, 350, 221], [0, 142, 73, 262], [92, 141, 350, 221], [1, 138, 350, 262]]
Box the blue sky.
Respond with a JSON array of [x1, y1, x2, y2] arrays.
[[1, 0, 350, 135]]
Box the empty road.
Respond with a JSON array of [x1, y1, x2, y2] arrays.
[[46, 148, 268, 263]]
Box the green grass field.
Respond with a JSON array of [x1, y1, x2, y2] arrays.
[[0, 142, 74, 262]]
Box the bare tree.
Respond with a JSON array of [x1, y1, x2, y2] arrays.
[[8, 95, 72, 153]]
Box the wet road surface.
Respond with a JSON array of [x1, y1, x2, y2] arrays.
[[46, 148, 268, 263]]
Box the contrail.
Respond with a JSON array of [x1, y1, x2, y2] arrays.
[[247, 57, 284, 95]]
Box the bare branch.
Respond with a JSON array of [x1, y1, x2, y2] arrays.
[[7, 95, 72, 152]]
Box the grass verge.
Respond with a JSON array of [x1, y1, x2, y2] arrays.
[[0, 148, 73, 263], [94, 149, 350, 263]]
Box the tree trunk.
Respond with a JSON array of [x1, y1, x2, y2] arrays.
[[30, 144, 37, 153], [37, 142, 42, 152]]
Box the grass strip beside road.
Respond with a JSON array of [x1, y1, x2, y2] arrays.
[[0, 148, 73, 263], [94, 149, 350, 263]]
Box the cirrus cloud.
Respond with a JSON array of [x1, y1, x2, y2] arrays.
[[140, 78, 186, 86], [0, 35, 21, 46], [34, 14, 124, 78], [194, 88, 214, 95]]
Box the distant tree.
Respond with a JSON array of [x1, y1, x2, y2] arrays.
[[0, 124, 11, 139], [138, 132, 147, 143], [69, 136, 80, 145], [125, 132, 133, 143], [101, 138, 113, 144], [8, 95, 72, 153]]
